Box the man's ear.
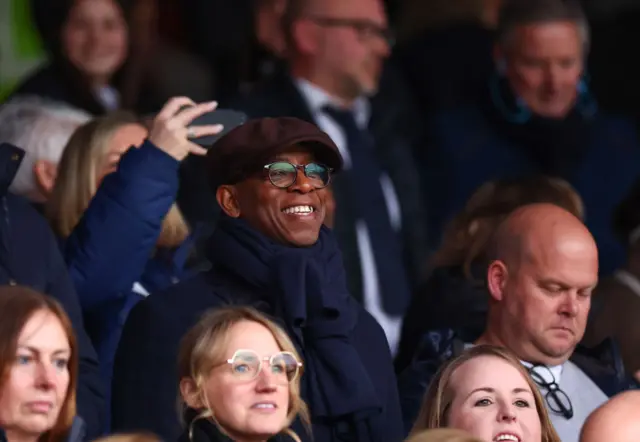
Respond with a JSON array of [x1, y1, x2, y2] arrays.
[[487, 260, 509, 302], [216, 185, 241, 218], [291, 18, 321, 56], [179, 378, 204, 409], [33, 159, 58, 196]]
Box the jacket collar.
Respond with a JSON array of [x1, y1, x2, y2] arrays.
[[0, 143, 25, 197]]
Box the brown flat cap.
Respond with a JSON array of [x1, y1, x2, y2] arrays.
[[206, 116, 343, 190]]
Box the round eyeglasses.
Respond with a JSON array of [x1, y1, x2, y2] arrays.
[[222, 349, 302, 384], [263, 162, 332, 189]]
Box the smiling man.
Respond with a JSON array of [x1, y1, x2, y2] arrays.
[[230, 0, 429, 354], [110, 117, 404, 442]]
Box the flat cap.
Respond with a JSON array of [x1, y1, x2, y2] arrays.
[[206, 116, 343, 190]]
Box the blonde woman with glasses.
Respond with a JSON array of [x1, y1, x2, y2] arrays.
[[177, 306, 310, 442]]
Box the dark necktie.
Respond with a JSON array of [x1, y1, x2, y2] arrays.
[[322, 105, 411, 315]]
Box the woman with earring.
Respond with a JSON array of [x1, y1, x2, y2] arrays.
[[421, 0, 640, 276]]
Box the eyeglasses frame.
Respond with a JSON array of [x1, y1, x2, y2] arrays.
[[222, 349, 303, 383], [528, 364, 574, 419], [263, 161, 333, 189], [304, 15, 396, 47]]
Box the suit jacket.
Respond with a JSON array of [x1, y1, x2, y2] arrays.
[[585, 273, 640, 375], [230, 69, 429, 306]]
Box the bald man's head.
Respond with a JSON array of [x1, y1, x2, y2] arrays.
[[580, 391, 640, 442], [482, 203, 598, 365]]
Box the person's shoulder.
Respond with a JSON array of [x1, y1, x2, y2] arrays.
[[4, 194, 54, 234], [425, 105, 494, 157], [10, 64, 67, 101], [429, 104, 486, 127], [351, 304, 395, 359], [139, 268, 250, 318], [229, 72, 302, 119], [5, 192, 38, 213], [231, 74, 281, 102], [122, 273, 221, 340], [588, 111, 640, 157], [571, 338, 640, 396], [592, 110, 635, 127], [142, 272, 219, 310], [354, 304, 387, 337]]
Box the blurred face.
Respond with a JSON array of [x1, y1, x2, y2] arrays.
[[501, 21, 584, 119], [201, 321, 291, 439], [62, 0, 128, 84], [0, 311, 71, 441], [225, 149, 329, 247], [302, 0, 390, 99], [447, 356, 542, 442], [490, 233, 598, 365], [97, 123, 147, 185], [256, 0, 288, 55]]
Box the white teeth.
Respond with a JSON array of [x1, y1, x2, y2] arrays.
[[253, 403, 275, 409], [494, 435, 519, 442], [282, 205, 314, 215]]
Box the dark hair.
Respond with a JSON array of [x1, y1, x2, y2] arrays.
[[29, 0, 135, 114], [0, 285, 78, 442], [496, 0, 589, 51], [30, 0, 134, 55], [432, 176, 583, 278]]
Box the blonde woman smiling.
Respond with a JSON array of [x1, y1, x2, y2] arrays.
[[411, 346, 561, 442]]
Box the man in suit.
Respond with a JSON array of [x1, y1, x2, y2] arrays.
[[232, 0, 428, 354]]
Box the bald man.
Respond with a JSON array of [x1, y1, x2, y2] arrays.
[[398, 204, 635, 440], [473, 204, 606, 441], [478, 203, 598, 367], [232, 0, 429, 354], [580, 391, 640, 442]]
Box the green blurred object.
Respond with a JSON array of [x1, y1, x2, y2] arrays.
[[0, 0, 46, 101]]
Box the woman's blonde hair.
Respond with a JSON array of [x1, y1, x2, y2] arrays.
[[411, 345, 560, 442], [405, 428, 483, 442], [94, 433, 161, 442], [431, 176, 584, 279], [46, 111, 189, 248], [177, 306, 310, 442]]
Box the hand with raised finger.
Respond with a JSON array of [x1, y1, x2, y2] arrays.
[[148, 97, 223, 161]]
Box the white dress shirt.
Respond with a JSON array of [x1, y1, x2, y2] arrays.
[[295, 78, 403, 354]]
